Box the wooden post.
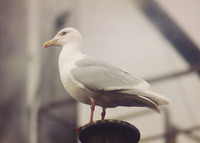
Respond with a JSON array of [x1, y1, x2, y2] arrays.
[[78, 120, 140, 143]]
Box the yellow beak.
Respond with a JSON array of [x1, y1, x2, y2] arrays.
[[43, 39, 58, 48]]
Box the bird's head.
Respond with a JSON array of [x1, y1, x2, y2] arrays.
[[43, 27, 82, 48]]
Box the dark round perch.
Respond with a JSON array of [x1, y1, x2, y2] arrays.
[[78, 120, 140, 143]]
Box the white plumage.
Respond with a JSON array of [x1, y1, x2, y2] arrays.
[[43, 27, 170, 122]]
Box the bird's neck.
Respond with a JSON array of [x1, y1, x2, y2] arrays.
[[58, 42, 83, 68]]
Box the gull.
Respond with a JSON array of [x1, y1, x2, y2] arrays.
[[43, 27, 169, 122]]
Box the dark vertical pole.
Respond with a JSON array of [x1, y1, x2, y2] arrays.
[[78, 120, 140, 143], [164, 109, 177, 143], [0, 0, 26, 142]]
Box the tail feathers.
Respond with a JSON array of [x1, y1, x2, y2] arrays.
[[138, 95, 161, 113], [120, 89, 170, 106], [141, 90, 170, 105]]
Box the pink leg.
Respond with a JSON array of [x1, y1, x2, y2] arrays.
[[101, 108, 106, 120], [90, 101, 95, 122], [76, 127, 82, 135]]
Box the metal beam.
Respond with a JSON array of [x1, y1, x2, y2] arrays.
[[135, 0, 200, 73], [146, 64, 200, 83]]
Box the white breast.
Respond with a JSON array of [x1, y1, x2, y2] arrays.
[[59, 53, 95, 105]]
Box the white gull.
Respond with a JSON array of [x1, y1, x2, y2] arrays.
[[43, 27, 169, 122]]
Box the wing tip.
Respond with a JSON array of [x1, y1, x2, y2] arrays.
[[150, 106, 161, 113], [158, 97, 170, 105]]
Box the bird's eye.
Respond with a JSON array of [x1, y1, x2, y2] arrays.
[[60, 31, 67, 36]]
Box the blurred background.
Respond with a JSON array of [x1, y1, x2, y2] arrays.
[[0, 0, 200, 143]]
